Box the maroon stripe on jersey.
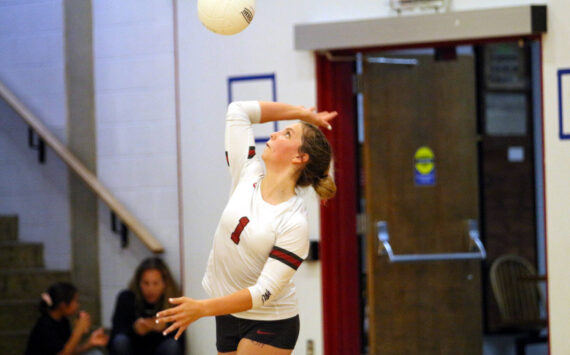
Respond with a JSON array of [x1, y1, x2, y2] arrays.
[[248, 146, 256, 159], [269, 246, 304, 270], [225, 151, 229, 166]]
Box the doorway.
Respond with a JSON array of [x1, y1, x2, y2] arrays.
[[318, 38, 547, 355]]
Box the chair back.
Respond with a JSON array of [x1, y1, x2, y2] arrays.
[[490, 255, 544, 328]]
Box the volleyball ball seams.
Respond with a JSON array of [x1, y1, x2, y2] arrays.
[[197, 0, 256, 36]]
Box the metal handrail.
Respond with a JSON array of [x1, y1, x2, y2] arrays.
[[377, 219, 486, 263], [0, 80, 164, 253]]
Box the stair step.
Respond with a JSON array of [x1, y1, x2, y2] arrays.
[[0, 216, 18, 242], [0, 242, 44, 269], [0, 331, 28, 355], [0, 299, 38, 332], [0, 269, 71, 300]]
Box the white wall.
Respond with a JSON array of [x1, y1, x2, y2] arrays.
[[541, 0, 570, 352], [92, 0, 181, 328], [0, 0, 70, 270]]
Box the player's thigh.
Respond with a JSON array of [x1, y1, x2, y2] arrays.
[[236, 338, 293, 355]]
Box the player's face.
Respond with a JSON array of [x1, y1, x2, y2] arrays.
[[139, 269, 166, 304], [262, 123, 305, 166]]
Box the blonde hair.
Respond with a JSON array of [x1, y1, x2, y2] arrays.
[[296, 123, 337, 201]]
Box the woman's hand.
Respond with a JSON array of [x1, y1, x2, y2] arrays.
[[88, 328, 109, 347], [74, 311, 91, 335], [155, 297, 204, 340], [259, 101, 337, 130], [299, 106, 337, 131], [151, 317, 167, 332], [133, 317, 155, 336]]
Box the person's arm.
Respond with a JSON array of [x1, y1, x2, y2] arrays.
[[56, 312, 90, 355], [258, 101, 336, 129], [74, 328, 109, 354], [110, 291, 137, 336], [155, 289, 252, 340], [156, 216, 309, 340], [225, 101, 264, 193]]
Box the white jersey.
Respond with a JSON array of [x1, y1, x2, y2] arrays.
[[202, 101, 310, 321]]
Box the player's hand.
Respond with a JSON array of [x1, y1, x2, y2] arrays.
[[299, 106, 337, 130], [155, 297, 203, 340]]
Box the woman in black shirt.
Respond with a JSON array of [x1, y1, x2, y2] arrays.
[[25, 282, 108, 355], [109, 257, 183, 355]]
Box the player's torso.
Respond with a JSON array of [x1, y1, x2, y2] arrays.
[[214, 178, 279, 283]]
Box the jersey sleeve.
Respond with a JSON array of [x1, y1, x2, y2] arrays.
[[225, 101, 264, 193], [247, 216, 310, 309]]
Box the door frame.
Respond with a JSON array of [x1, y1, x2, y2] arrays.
[[317, 34, 547, 355]]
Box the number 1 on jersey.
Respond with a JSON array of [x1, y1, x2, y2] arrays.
[[231, 216, 250, 245]]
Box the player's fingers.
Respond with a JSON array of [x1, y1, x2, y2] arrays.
[[174, 325, 188, 341], [156, 314, 177, 324], [168, 297, 185, 305], [156, 304, 182, 319], [162, 322, 179, 336]]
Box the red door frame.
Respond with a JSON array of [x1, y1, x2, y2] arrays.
[[317, 53, 361, 355]]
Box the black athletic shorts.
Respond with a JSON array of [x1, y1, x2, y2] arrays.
[[215, 314, 300, 352]]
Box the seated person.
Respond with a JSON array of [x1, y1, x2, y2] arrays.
[[25, 282, 108, 355], [109, 257, 183, 355]]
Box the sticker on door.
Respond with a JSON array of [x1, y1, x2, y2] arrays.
[[414, 146, 436, 186]]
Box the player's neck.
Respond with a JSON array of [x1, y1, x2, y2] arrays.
[[261, 171, 296, 205]]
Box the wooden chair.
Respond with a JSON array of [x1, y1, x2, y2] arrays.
[[490, 254, 548, 355]]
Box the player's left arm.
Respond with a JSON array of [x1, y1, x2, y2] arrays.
[[247, 221, 309, 308], [156, 219, 309, 340]]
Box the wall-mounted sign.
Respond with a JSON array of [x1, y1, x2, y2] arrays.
[[414, 146, 436, 186], [390, 0, 449, 13]]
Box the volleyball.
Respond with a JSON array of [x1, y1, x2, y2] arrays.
[[197, 0, 256, 35]]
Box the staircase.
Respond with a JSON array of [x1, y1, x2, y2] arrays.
[[0, 215, 71, 355]]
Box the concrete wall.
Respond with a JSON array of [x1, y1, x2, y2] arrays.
[[0, 0, 70, 270], [92, 0, 181, 328]]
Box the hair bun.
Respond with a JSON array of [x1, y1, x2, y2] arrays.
[[314, 175, 336, 201]]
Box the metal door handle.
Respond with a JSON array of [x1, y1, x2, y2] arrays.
[[377, 220, 486, 263]]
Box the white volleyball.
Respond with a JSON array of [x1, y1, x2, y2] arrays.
[[197, 0, 256, 35]]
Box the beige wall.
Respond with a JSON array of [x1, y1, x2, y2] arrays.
[[542, 0, 570, 352]]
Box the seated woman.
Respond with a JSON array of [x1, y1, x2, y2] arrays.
[[25, 282, 109, 355], [109, 257, 183, 355]]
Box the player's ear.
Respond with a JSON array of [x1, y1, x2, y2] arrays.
[[293, 153, 309, 165]]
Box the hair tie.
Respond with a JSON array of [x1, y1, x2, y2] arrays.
[[41, 292, 53, 307], [320, 174, 328, 179]]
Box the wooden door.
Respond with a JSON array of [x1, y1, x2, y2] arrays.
[[363, 53, 483, 354]]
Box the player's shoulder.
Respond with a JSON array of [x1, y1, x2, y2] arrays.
[[278, 198, 308, 231]]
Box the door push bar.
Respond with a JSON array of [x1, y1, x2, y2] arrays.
[[377, 219, 486, 263]]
